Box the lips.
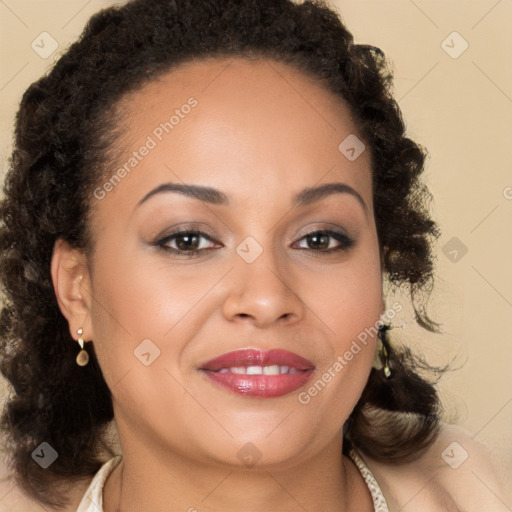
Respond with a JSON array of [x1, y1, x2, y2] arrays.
[[200, 348, 314, 371], [198, 348, 315, 398]]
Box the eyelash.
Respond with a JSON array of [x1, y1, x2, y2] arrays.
[[155, 227, 355, 258]]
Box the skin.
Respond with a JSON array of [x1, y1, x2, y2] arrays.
[[52, 57, 386, 512]]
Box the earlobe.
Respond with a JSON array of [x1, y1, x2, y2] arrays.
[[50, 238, 93, 339]]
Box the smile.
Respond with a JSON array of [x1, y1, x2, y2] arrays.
[[198, 348, 315, 398]]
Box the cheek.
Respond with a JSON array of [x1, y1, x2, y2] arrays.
[[316, 248, 383, 347], [86, 242, 227, 382], [298, 249, 382, 413]]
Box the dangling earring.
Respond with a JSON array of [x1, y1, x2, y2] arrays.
[[76, 328, 89, 366], [378, 323, 393, 379]]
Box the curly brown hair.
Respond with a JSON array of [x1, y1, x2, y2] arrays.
[[0, 0, 444, 508]]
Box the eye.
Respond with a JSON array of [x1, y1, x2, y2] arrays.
[[156, 228, 220, 256], [293, 229, 355, 253], [154, 227, 355, 258]]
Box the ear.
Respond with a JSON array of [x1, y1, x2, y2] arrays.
[[50, 238, 94, 341]]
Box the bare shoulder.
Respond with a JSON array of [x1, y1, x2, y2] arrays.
[[0, 450, 92, 512], [363, 423, 512, 512]]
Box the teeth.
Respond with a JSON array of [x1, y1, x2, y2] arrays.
[[246, 366, 263, 375], [223, 365, 300, 375], [263, 365, 280, 375]]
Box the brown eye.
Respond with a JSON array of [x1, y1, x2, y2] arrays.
[[174, 232, 201, 251], [294, 230, 355, 252], [156, 229, 220, 256]]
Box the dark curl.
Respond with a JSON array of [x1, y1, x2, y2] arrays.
[[0, 0, 443, 508]]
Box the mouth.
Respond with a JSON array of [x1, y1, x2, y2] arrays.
[[198, 348, 315, 398]]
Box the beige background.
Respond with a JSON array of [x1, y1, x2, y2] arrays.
[[0, 0, 510, 470]]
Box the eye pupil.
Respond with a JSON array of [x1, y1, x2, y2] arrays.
[[307, 233, 329, 250], [176, 234, 199, 251]]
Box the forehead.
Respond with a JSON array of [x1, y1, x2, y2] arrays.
[[94, 56, 373, 217], [121, 56, 362, 142]]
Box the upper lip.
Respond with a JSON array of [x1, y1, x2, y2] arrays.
[[199, 348, 315, 371]]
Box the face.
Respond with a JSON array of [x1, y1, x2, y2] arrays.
[[55, 57, 385, 470]]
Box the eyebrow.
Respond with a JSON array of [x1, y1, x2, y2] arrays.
[[137, 181, 367, 213]]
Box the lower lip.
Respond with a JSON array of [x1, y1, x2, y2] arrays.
[[200, 369, 315, 398]]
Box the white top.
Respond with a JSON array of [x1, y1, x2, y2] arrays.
[[76, 450, 389, 512], [76, 455, 122, 512]]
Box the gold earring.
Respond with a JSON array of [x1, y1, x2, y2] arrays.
[[382, 346, 392, 379], [76, 328, 89, 366], [378, 324, 393, 379]]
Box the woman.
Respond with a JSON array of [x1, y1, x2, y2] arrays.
[[0, 0, 509, 510]]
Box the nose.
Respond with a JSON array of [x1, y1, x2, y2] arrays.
[[221, 242, 305, 328]]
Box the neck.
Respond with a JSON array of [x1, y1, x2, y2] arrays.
[[103, 431, 373, 512]]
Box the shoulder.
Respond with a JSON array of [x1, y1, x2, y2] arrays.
[[363, 422, 512, 512], [0, 450, 93, 512]]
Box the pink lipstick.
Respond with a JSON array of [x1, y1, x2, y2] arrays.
[[198, 348, 315, 398]]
